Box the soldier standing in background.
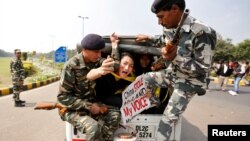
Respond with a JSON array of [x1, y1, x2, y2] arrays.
[[10, 49, 26, 107], [136, 0, 217, 140]]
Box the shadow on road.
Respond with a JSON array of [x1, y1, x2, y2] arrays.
[[181, 117, 207, 141], [24, 102, 37, 107]]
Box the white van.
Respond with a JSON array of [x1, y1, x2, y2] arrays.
[[66, 115, 181, 141], [65, 36, 182, 141]]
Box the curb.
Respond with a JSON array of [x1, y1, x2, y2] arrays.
[[0, 77, 60, 96], [210, 77, 246, 86]]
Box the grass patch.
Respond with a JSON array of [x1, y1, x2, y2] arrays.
[[0, 57, 11, 76], [0, 57, 61, 88], [0, 57, 12, 87]]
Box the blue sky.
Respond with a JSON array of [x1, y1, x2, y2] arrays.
[[0, 0, 249, 53]]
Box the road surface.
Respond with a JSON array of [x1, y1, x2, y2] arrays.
[[181, 83, 250, 141], [0, 82, 65, 141], [0, 82, 249, 141]]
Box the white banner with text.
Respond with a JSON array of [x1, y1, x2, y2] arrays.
[[120, 74, 151, 124]]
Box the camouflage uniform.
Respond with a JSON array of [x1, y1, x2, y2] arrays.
[[57, 53, 121, 141], [145, 16, 217, 140], [10, 55, 26, 102]]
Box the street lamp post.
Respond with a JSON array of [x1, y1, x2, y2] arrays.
[[78, 16, 89, 37], [49, 34, 56, 61]]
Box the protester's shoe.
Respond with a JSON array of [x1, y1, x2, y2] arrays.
[[228, 90, 238, 96], [14, 101, 25, 107], [18, 100, 26, 103]]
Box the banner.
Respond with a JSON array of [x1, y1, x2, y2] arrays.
[[120, 74, 151, 124]]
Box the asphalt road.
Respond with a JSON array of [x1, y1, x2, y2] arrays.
[[0, 82, 249, 141], [0, 82, 65, 141], [181, 83, 250, 141]]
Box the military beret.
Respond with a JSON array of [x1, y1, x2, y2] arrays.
[[151, 0, 184, 13], [81, 34, 105, 50], [15, 49, 21, 53]]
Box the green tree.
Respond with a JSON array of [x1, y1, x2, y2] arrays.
[[0, 49, 12, 57], [66, 49, 78, 60], [233, 39, 250, 60], [214, 38, 235, 61], [22, 52, 28, 61]]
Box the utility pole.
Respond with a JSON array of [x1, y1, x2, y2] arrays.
[[49, 34, 56, 63], [78, 16, 89, 37]]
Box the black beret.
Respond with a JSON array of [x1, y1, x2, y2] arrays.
[[15, 49, 21, 53], [151, 0, 184, 13], [81, 34, 105, 50]]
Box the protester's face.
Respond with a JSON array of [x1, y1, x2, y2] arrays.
[[83, 49, 102, 63], [140, 55, 150, 68], [118, 56, 134, 78]]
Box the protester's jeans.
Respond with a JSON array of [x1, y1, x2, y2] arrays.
[[234, 77, 242, 93]]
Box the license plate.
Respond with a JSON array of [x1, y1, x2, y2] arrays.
[[134, 125, 155, 139]]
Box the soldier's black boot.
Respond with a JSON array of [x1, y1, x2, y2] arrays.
[[18, 100, 26, 103], [14, 101, 25, 107]]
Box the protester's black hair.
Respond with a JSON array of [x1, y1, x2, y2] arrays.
[[120, 52, 134, 62]]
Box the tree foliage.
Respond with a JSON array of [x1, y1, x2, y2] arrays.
[[214, 38, 250, 62], [40, 48, 77, 61], [233, 39, 250, 60], [0, 49, 13, 57], [22, 52, 28, 61]]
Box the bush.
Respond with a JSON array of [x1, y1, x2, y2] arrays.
[[23, 61, 32, 70], [22, 61, 39, 77]]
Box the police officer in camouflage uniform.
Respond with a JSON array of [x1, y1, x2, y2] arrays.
[[10, 49, 26, 107], [57, 34, 121, 141], [136, 0, 217, 140]]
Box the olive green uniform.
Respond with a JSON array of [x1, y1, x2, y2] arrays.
[[58, 53, 121, 141]]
